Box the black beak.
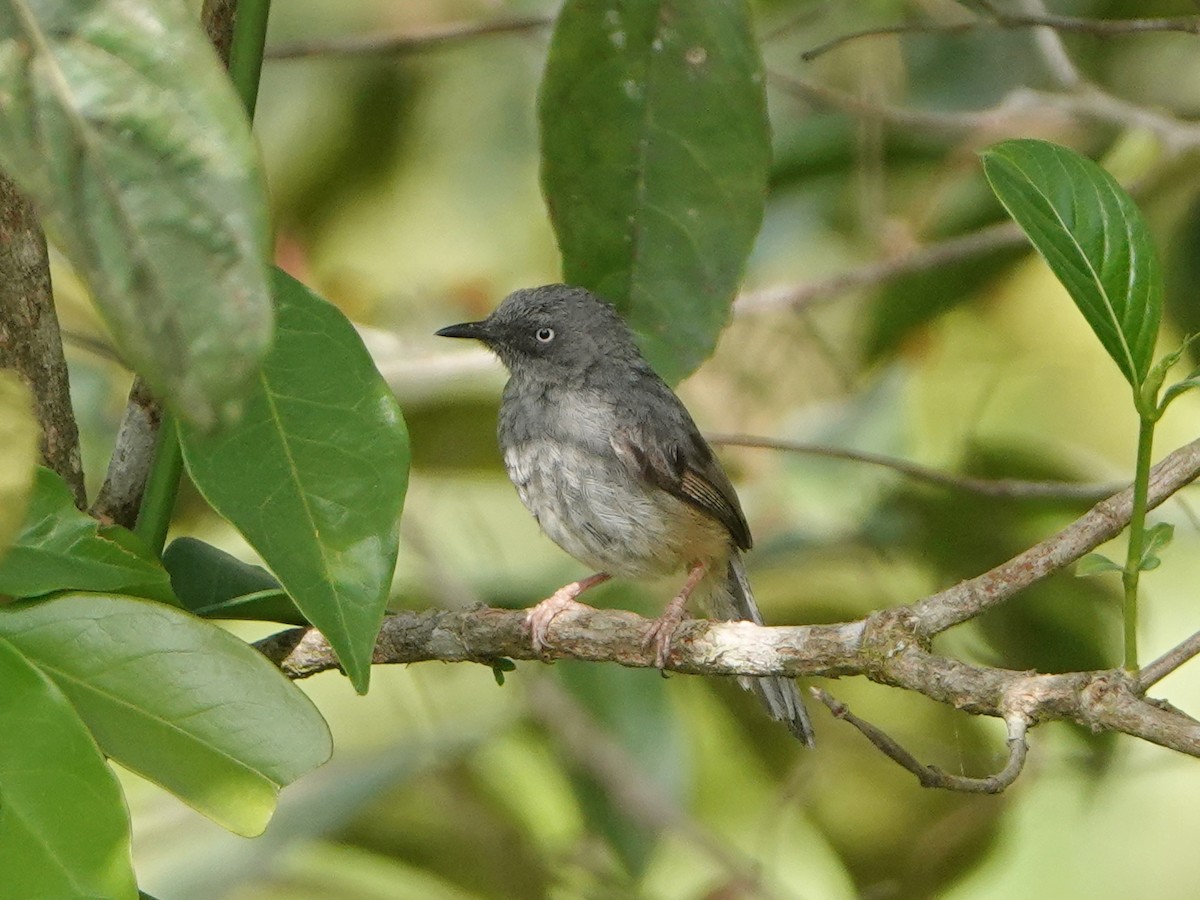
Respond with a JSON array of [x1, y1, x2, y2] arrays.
[[435, 320, 488, 341]]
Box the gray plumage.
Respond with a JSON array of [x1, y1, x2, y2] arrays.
[[437, 284, 814, 747]]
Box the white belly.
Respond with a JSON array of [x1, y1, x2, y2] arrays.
[[503, 438, 728, 578]]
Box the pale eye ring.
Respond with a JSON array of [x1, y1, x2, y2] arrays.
[[535, 327, 555, 343]]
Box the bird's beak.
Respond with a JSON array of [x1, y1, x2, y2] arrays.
[[435, 320, 488, 341]]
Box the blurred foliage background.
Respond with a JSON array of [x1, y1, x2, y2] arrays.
[[54, 0, 1200, 897]]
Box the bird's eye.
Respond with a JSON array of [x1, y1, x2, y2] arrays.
[[535, 327, 555, 343]]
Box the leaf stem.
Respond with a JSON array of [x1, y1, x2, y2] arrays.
[[227, 0, 272, 120], [1121, 414, 1156, 671], [133, 416, 182, 555]]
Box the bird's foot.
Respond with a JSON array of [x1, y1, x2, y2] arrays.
[[525, 591, 590, 655], [644, 561, 710, 668], [524, 572, 610, 655], [643, 593, 689, 669]]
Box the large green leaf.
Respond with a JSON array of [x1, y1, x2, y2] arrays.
[[162, 536, 307, 625], [0, 0, 273, 429], [981, 139, 1162, 389], [179, 268, 409, 692], [0, 636, 136, 899], [0, 594, 333, 837], [539, 0, 770, 384], [0, 373, 39, 561], [0, 466, 175, 602]]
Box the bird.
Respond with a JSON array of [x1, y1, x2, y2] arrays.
[[436, 284, 814, 746]]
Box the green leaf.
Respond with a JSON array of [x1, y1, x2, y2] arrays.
[[0, 0, 273, 429], [0, 637, 136, 900], [540, 0, 770, 384], [1141, 335, 1198, 414], [1158, 340, 1200, 412], [0, 594, 333, 837], [162, 536, 308, 625], [0, 373, 39, 561], [1161, 375, 1200, 411], [0, 467, 176, 602], [1140, 521, 1175, 571], [179, 269, 410, 692], [981, 139, 1162, 390], [491, 657, 515, 686], [1076, 553, 1124, 577]]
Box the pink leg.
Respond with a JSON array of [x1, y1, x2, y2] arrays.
[[644, 561, 709, 668], [525, 572, 611, 654]]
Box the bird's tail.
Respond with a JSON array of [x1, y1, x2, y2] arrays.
[[713, 551, 815, 748]]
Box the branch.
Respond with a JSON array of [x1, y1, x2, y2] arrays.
[[252, 435, 1200, 773], [1138, 630, 1200, 692], [254, 603, 1200, 761], [1013, 0, 1083, 90], [800, 9, 1200, 62], [734, 220, 1026, 315], [0, 171, 86, 508], [253, 605, 866, 679], [813, 688, 1029, 793], [768, 71, 1016, 133], [770, 70, 1200, 156], [708, 433, 1121, 502], [744, 82, 1200, 318], [913, 436, 1200, 634], [265, 15, 553, 60], [90, 378, 163, 526]]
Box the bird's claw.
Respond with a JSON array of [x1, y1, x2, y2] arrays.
[[643, 594, 689, 669], [524, 588, 589, 656]]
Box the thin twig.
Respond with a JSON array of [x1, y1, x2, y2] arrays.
[[801, 21, 979, 60], [974, 1, 1200, 38], [800, 10, 1200, 61], [0, 171, 86, 508], [914, 437, 1200, 635], [266, 15, 553, 60], [1137, 630, 1200, 692], [708, 433, 1122, 502], [769, 71, 1014, 132], [735, 220, 1026, 316], [1013, 0, 1083, 90], [770, 70, 1200, 155], [1024, 84, 1200, 154], [812, 688, 1029, 792]]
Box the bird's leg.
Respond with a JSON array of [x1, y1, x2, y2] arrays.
[[525, 572, 611, 655], [644, 560, 709, 669]]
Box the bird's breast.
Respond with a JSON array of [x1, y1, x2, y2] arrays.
[[501, 432, 730, 579]]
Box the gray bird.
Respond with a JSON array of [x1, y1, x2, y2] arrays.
[[437, 284, 814, 746]]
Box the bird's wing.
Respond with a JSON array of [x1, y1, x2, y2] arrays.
[[610, 420, 752, 551]]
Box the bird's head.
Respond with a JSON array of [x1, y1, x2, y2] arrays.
[[436, 284, 642, 381]]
